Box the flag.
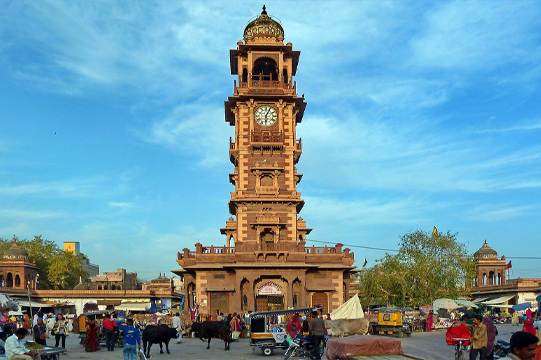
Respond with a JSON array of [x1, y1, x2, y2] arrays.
[[362, 258, 368, 267], [432, 226, 438, 237], [505, 261, 512, 270]]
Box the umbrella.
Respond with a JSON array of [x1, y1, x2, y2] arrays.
[[419, 304, 433, 312], [455, 299, 479, 308], [433, 298, 459, 311], [456, 307, 476, 316], [512, 303, 531, 311]]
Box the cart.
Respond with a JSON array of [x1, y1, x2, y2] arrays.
[[249, 307, 320, 356]]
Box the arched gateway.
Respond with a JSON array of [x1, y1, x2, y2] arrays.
[[174, 6, 356, 316]]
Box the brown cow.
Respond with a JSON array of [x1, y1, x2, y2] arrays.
[[324, 318, 369, 337]]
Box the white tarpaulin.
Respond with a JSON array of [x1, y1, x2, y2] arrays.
[[115, 303, 150, 311], [330, 294, 364, 319]]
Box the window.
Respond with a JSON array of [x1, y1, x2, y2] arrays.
[[260, 175, 273, 186]]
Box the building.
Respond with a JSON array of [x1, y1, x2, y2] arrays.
[[63, 241, 99, 278], [174, 6, 356, 316], [471, 241, 541, 310], [0, 241, 39, 290], [90, 268, 139, 290]]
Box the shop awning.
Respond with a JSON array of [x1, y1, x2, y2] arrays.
[[472, 297, 489, 303], [115, 303, 151, 311], [482, 295, 515, 305], [97, 300, 122, 306], [16, 300, 66, 307]]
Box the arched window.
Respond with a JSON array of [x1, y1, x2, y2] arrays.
[[0, 275, 4, 287], [104, 285, 108, 290], [111, 285, 116, 290], [97, 285, 102, 290], [242, 68, 248, 83], [283, 68, 288, 84], [6, 273, 13, 287], [15, 275, 21, 287], [252, 57, 278, 81], [117, 285, 121, 290], [260, 175, 273, 186]]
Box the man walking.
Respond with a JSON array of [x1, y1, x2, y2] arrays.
[[172, 313, 183, 344], [309, 311, 325, 360], [117, 318, 141, 360], [103, 314, 118, 351], [470, 315, 488, 360]]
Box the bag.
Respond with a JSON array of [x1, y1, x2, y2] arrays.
[[40, 333, 48, 340], [536, 330, 541, 346], [138, 349, 148, 360], [232, 331, 240, 340]]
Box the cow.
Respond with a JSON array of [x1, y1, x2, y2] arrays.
[[324, 318, 369, 337], [191, 321, 232, 350], [142, 324, 178, 358]]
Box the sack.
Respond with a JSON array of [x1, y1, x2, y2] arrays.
[[40, 333, 48, 340], [138, 349, 148, 360]]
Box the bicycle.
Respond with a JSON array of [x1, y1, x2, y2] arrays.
[[450, 337, 470, 360]]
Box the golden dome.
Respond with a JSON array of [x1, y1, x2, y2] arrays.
[[243, 5, 284, 42]]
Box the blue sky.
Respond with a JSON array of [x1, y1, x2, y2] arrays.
[[1, 1, 540, 281]]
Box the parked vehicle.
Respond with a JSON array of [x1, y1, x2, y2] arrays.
[[493, 339, 511, 359], [249, 307, 320, 356], [371, 308, 412, 337], [284, 333, 327, 360]]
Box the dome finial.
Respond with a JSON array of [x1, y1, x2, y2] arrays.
[[262, 5, 267, 15]]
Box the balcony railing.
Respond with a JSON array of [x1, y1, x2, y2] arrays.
[[252, 130, 283, 143]]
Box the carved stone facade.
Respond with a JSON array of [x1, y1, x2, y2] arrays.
[[174, 7, 356, 316]]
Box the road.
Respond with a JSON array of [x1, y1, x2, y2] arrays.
[[51, 324, 519, 360]]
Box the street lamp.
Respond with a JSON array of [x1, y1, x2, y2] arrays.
[[27, 280, 33, 319]]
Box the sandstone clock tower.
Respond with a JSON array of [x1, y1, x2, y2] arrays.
[[176, 6, 355, 316], [220, 5, 310, 250]]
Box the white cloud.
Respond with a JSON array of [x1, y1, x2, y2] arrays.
[[410, 2, 541, 71], [136, 102, 231, 168]]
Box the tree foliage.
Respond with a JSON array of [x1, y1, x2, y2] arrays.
[[357, 229, 476, 308], [0, 235, 88, 289]]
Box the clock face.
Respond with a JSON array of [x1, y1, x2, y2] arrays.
[[255, 106, 277, 126]]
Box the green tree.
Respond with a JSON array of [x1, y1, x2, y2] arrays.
[[357, 229, 476, 308], [0, 235, 88, 289]]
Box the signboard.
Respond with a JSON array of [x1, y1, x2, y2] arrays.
[[258, 282, 282, 295]]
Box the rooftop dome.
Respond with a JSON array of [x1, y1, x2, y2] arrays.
[[473, 240, 498, 260], [3, 240, 29, 260], [243, 5, 284, 42]]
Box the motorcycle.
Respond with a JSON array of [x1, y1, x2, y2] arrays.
[[493, 339, 511, 359], [284, 333, 327, 360]]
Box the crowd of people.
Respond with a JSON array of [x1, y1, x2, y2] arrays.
[[446, 310, 541, 360]]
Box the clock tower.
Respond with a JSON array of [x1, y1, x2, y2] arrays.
[[175, 6, 355, 316], [221, 5, 311, 250]]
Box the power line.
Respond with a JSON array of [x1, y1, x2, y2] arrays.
[[305, 238, 399, 252], [304, 238, 541, 259]]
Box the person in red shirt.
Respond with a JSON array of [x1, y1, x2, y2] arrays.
[[102, 314, 119, 351]]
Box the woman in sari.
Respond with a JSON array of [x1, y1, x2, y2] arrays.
[[425, 311, 433, 332], [483, 316, 498, 359], [85, 319, 100, 352]]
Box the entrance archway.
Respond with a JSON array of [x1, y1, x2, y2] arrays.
[[255, 281, 285, 312]]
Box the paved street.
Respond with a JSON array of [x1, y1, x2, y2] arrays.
[[48, 324, 519, 360]]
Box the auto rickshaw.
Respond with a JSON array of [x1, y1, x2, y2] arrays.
[[78, 310, 124, 347], [249, 307, 320, 356]]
